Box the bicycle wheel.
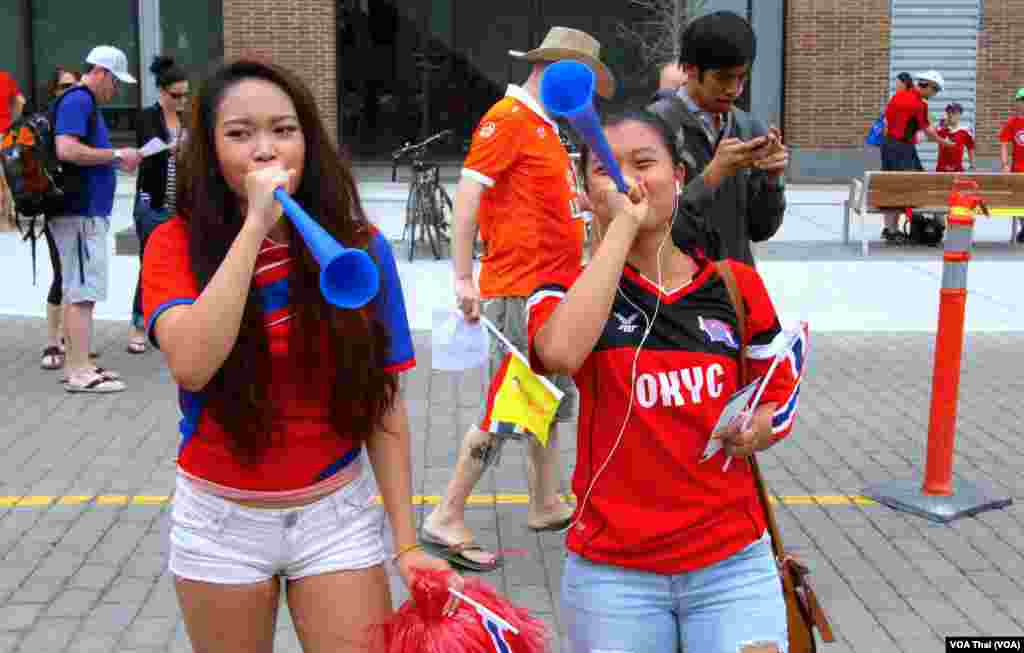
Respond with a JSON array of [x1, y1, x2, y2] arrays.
[[405, 183, 419, 262], [419, 184, 441, 260], [434, 185, 454, 244]]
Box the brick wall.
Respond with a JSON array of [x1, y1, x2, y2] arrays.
[[783, 0, 890, 150], [222, 0, 338, 142], [975, 0, 1024, 159]]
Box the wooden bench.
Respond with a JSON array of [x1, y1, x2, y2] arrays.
[[843, 171, 1024, 255]]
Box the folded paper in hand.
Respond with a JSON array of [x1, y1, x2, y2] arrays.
[[701, 377, 760, 462], [431, 308, 489, 371], [139, 137, 170, 158]]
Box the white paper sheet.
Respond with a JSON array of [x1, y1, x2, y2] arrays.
[[430, 307, 489, 371], [700, 376, 761, 463], [139, 137, 170, 158]]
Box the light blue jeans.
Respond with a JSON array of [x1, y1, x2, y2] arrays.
[[561, 530, 788, 653]]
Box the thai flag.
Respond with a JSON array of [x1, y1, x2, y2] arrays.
[[449, 586, 520, 653], [770, 321, 810, 437], [481, 613, 513, 653]]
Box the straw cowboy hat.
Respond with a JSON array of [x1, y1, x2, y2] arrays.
[[508, 27, 616, 99]]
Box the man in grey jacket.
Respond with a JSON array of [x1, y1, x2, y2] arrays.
[[649, 11, 788, 266]]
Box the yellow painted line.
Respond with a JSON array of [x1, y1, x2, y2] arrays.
[[0, 494, 882, 508], [95, 495, 129, 506], [16, 496, 53, 507], [132, 495, 170, 505], [59, 495, 94, 505]]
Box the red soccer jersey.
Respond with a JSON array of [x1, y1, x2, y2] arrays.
[[999, 116, 1024, 172], [142, 217, 416, 491], [885, 89, 930, 144], [0, 71, 21, 132], [936, 125, 974, 172], [526, 258, 802, 575]]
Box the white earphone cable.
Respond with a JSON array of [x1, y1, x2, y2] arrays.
[[558, 186, 680, 535]]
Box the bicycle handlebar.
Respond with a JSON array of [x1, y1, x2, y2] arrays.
[[391, 129, 454, 181], [391, 129, 454, 161]]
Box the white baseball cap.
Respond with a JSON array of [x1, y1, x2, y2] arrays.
[[86, 46, 137, 84], [916, 70, 945, 91]]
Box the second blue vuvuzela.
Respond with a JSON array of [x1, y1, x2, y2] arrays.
[[273, 187, 380, 309], [539, 59, 629, 194]]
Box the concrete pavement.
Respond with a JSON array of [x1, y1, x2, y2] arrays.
[[1, 319, 1023, 651], [1, 172, 1024, 651]]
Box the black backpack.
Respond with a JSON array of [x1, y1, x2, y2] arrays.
[[0, 87, 97, 282], [905, 210, 945, 247]]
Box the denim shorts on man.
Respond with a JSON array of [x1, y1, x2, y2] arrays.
[[168, 465, 388, 585], [47, 216, 110, 304], [561, 530, 788, 653]]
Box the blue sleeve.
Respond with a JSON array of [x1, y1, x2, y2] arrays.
[[370, 232, 416, 372], [55, 90, 92, 139]]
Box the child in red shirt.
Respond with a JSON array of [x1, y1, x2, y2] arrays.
[[999, 88, 1024, 173], [936, 103, 975, 172], [999, 88, 1024, 243]]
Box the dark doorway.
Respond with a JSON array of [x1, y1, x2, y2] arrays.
[[338, 0, 509, 159]]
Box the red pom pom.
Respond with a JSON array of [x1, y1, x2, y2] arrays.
[[370, 568, 549, 653]]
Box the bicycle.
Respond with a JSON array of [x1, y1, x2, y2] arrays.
[[391, 128, 455, 262]]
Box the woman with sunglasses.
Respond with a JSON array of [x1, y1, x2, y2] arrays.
[[128, 55, 190, 353], [39, 66, 82, 371]]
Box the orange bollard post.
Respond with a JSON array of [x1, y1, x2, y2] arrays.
[[922, 181, 977, 496], [864, 179, 1013, 522]]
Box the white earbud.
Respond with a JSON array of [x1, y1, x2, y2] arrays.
[[676, 181, 682, 194]]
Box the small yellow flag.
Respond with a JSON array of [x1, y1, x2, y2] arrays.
[[478, 317, 564, 448]]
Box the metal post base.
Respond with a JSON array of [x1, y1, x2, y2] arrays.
[[863, 477, 1013, 524]]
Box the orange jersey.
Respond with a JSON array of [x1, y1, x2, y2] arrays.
[[462, 86, 585, 298]]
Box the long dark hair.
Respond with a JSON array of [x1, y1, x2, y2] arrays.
[[47, 66, 80, 99], [177, 58, 397, 463], [150, 55, 187, 89]]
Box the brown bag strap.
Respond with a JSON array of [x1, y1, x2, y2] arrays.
[[714, 261, 786, 560]]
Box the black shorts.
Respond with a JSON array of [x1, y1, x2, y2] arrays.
[[880, 138, 924, 172]]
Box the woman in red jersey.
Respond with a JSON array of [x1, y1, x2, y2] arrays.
[[142, 59, 457, 653], [526, 108, 802, 653]]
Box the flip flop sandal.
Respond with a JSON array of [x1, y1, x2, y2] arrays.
[[64, 373, 125, 394], [59, 368, 121, 384], [126, 339, 147, 354], [41, 346, 65, 370], [527, 514, 574, 533], [419, 530, 503, 573]]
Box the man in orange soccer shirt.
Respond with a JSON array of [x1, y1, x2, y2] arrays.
[[1000, 87, 1024, 243], [421, 28, 614, 572]]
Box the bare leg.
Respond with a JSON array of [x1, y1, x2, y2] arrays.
[[526, 423, 573, 528], [422, 425, 498, 566], [287, 565, 392, 653], [64, 301, 94, 378], [883, 210, 900, 233], [175, 576, 280, 653], [46, 303, 62, 347]]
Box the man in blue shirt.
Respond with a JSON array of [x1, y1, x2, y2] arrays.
[[51, 45, 142, 393]]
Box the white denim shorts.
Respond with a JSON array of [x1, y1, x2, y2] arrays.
[[168, 467, 387, 584]]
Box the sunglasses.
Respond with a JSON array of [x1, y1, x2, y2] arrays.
[[167, 91, 189, 100], [918, 82, 935, 90], [56, 83, 74, 91]]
